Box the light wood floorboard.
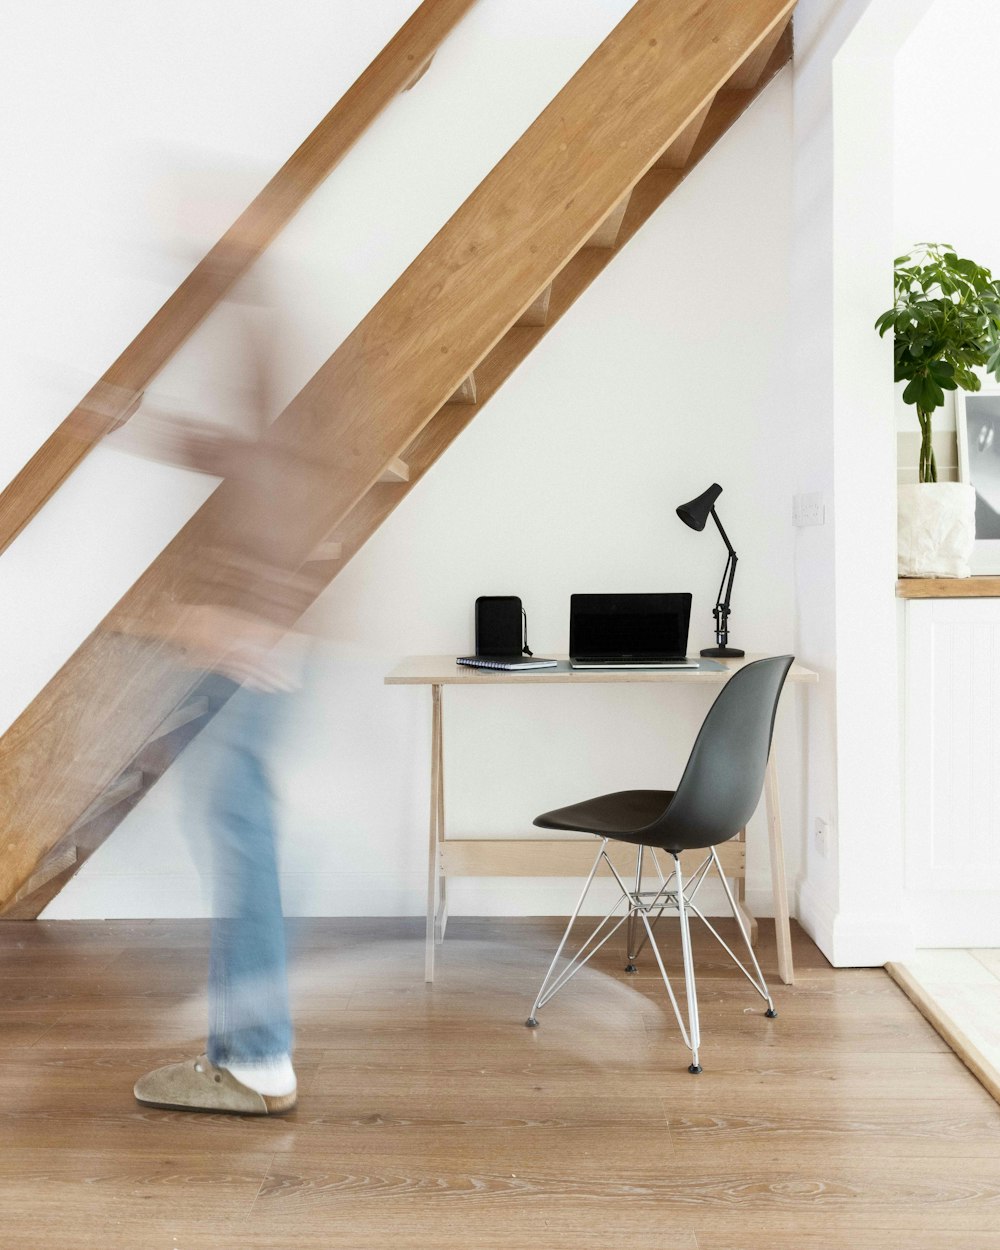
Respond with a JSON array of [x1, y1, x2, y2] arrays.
[[1, 917, 998, 1248]]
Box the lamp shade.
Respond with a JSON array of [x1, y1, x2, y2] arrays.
[[676, 483, 723, 531]]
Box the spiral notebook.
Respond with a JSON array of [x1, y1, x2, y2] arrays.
[[456, 656, 558, 671]]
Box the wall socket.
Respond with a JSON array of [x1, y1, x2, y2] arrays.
[[814, 817, 831, 857], [793, 492, 826, 527]]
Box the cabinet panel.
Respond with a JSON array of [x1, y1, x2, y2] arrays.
[[903, 600, 1000, 944]]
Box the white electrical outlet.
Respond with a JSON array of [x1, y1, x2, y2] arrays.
[[814, 817, 830, 857], [793, 492, 826, 527]]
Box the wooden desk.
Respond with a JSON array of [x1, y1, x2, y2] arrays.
[[385, 655, 818, 985]]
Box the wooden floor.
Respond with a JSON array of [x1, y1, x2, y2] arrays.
[[2, 917, 999, 1249]]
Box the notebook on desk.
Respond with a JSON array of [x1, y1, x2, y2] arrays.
[[457, 656, 557, 671], [569, 593, 697, 669]]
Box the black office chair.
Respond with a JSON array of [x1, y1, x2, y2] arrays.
[[525, 655, 794, 1073]]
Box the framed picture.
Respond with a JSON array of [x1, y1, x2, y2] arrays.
[[957, 389, 1000, 573]]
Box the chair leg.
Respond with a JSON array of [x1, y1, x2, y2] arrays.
[[526, 839, 628, 1026], [673, 853, 702, 1073], [625, 845, 644, 973], [710, 846, 776, 1016]]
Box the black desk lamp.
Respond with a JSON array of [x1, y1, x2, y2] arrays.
[[676, 483, 744, 658]]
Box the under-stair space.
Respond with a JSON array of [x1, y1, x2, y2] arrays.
[[0, 0, 795, 916]]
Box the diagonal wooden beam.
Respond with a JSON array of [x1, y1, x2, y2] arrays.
[[0, 0, 479, 558]]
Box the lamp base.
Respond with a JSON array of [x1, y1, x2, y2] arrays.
[[700, 645, 745, 658]]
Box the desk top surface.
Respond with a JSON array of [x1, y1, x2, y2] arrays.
[[385, 654, 819, 686]]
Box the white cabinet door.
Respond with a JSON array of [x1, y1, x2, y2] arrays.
[[903, 599, 1000, 945]]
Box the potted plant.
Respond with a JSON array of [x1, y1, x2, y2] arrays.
[[876, 243, 1000, 576]]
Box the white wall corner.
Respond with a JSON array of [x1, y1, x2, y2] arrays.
[[796, 874, 838, 958], [831, 908, 914, 967], [798, 876, 914, 965], [824, 0, 935, 970]]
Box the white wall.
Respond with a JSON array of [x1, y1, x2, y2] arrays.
[[796, 0, 1000, 964], [893, 0, 1000, 468], [791, 0, 937, 966], [787, 0, 854, 957], [894, 0, 1000, 948], [895, 0, 1000, 329], [1, 3, 804, 921]]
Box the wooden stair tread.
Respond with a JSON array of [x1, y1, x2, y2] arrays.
[[584, 193, 631, 249], [0, 0, 796, 914], [308, 540, 344, 563], [15, 841, 78, 905], [449, 374, 478, 405], [726, 13, 791, 89], [378, 457, 410, 483], [70, 769, 145, 833], [516, 285, 553, 328], [146, 696, 211, 744], [657, 96, 715, 168], [401, 52, 436, 92]]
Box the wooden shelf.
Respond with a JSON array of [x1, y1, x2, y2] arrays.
[[897, 577, 1000, 599]]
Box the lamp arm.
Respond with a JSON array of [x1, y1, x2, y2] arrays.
[[710, 507, 736, 556], [714, 550, 732, 615], [721, 551, 738, 615], [710, 508, 738, 647]]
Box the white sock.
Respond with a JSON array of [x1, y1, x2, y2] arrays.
[[223, 1055, 297, 1097]]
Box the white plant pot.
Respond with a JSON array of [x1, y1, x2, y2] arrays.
[[898, 482, 976, 578]]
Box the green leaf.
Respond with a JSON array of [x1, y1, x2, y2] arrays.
[[875, 310, 895, 336]]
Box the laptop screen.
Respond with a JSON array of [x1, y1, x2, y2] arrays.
[[569, 593, 692, 660]]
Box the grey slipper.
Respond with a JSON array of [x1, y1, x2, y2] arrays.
[[134, 1055, 297, 1115]]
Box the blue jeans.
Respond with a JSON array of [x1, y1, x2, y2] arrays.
[[202, 680, 293, 1066]]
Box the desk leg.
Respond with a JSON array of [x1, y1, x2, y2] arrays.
[[435, 685, 448, 945], [732, 827, 759, 947], [764, 754, 795, 985], [426, 684, 443, 983]]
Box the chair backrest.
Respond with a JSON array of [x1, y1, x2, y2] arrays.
[[644, 655, 794, 853]]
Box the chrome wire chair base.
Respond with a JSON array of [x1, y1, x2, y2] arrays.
[[525, 838, 776, 1072]]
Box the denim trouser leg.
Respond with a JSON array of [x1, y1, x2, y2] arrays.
[[204, 682, 293, 1066]]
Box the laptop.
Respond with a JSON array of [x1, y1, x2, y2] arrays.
[[569, 593, 697, 669]]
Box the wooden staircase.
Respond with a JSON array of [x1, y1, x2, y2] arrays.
[[0, 0, 795, 917]]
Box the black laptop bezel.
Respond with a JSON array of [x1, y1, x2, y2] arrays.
[[569, 592, 693, 663]]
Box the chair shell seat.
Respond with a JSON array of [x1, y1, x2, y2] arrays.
[[534, 790, 674, 843]]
